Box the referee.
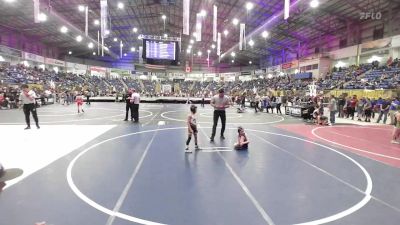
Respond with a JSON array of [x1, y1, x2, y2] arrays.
[[130, 88, 140, 123], [210, 89, 230, 141], [19, 84, 40, 130]]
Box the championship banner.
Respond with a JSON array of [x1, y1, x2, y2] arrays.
[[239, 23, 246, 50], [213, 5, 217, 42], [217, 32, 221, 56], [183, 0, 190, 35], [195, 13, 202, 42], [100, 0, 108, 38], [33, 0, 40, 23], [284, 0, 290, 20]]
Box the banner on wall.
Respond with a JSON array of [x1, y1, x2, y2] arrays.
[[0, 45, 22, 58], [254, 69, 265, 75], [111, 68, 131, 77], [267, 65, 281, 73], [361, 37, 391, 53], [24, 52, 44, 63], [281, 60, 299, 70], [90, 66, 107, 77], [45, 58, 65, 67]]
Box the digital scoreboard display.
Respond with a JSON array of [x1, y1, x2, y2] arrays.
[[145, 40, 176, 60]]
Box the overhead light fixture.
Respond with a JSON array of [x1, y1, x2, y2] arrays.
[[197, 51, 202, 56], [88, 42, 94, 48], [117, 2, 124, 9], [78, 5, 85, 12], [248, 39, 254, 46], [161, 15, 166, 20], [60, 26, 68, 33], [231, 60, 235, 63], [223, 30, 229, 36], [138, 35, 142, 40], [132, 27, 138, 33], [310, 0, 319, 8], [188, 45, 192, 49], [261, 30, 269, 38], [113, 38, 118, 42], [211, 44, 216, 49], [186, 49, 191, 54], [245, 2, 254, 11], [124, 53, 127, 57], [105, 30, 110, 35], [232, 18, 239, 25], [93, 52, 96, 56], [249, 61, 252, 64], [76, 35, 83, 42], [190, 39, 194, 44], [38, 13, 47, 22], [94, 19, 100, 26], [200, 9, 207, 17], [207, 49, 211, 53], [131, 47, 136, 52], [105, 47, 109, 51], [231, 52, 236, 57], [68, 51, 72, 55], [4, 0, 16, 3], [163, 34, 168, 38], [120, 42, 124, 47]]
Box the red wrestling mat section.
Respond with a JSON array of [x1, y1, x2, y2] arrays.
[[276, 124, 400, 168]]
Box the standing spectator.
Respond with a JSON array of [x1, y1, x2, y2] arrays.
[[124, 90, 133, 121], [86, 90, 91, 105], [270, 95, 276, 114], [376, 98, 391, 124], [328, 95, 337, 125], [19, 84, 40, 130], [363, 98, 372, 122], [254, 93, 261, 113], [389, 97, 400, 125], [348, 95, 358, 120], [276, 94, 282, 114], [338, 95, 346, 118], [356, 97, 365, 121], [391, 106, 400, 144], [130, 88, 140, 123], [201, 94, 205, 107], [210, 89, 230, 141]]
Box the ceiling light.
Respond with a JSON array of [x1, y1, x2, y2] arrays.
[[131, 47, 136, 52], [248, 39, 254, 46], [223, 30, 229, 36], [113, 38, 118, 42], [193, 32, 197, 37], [138, 35, 142, 40], [163, 34, 168, 38], [190, 39, 194, 44], [186, 49, 191, 54], [94, 19, 100, 26], [231, 60, 235, 63], [200, 10, 207, 17], [105, 30, 110, 35], [76, 35, 83, 42], [105, 47, 109, 51], [310, 0, 319, 8], [117, 2, 124, 9], [207, 49, 211, 53], [120, 42, 124, 47], [68, 51, 72, 55], [4, 0, 16, 3], [132, 27, 138, 33], [38, 13, 47, 22], [93, 52, 96, 56], [78, 5, 85, 12], [88, 42, 94, 48], [161, 15, 166, 20], [249, 61, 252, 64], [232, 18, 239, 25], [188, 45, 192, 49], [197, 51, 202, 56], [245, 2, 254, 11], [124, 53, 127, 57], [211, 44, 216, 49], [231, 52, 236, 57], [261, 30, 269, 38], [60, 26, 68, 33]]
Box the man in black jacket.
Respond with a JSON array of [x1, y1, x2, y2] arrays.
[[124, 89, 133, 121]]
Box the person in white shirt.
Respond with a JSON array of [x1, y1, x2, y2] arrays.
[[210, 88, 230, 141], [130, 88, 140, 122], [19, 84, 40, 130]]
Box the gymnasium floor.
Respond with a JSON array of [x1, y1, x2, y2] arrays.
[[0, 102, 399, 225]]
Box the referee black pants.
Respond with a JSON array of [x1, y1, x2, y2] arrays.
[[23, 103, 39, 127], [132, 104, 139, 122], [125, 102, 133, 120], [211, 110, 226, 138]]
